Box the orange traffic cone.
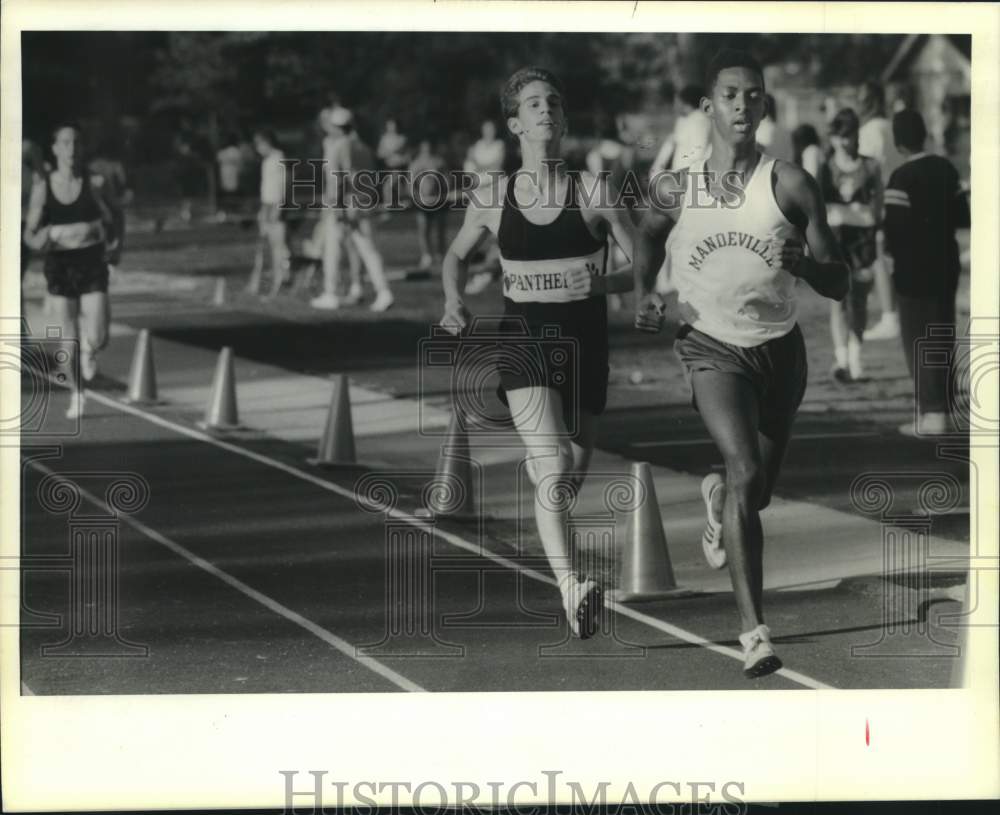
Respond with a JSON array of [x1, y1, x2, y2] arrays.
[[124, 329, 162, 405], [212, 276, 226, 307], [424, 407, 476, 518], [307, 374, 356, 466], [611, 462, 689, 602], [197, 346, 241, 431]]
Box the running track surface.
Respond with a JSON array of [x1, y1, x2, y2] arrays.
[[18, 282, 971, 694]]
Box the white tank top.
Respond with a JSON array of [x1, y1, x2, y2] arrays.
[[668, 156, 799, 347]]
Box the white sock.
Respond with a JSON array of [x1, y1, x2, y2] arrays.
[[848, 336, 863, 375]]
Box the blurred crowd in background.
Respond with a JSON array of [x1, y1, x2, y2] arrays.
[[20, 32, 971, 228]]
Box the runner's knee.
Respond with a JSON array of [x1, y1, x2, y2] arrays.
[[725, 458, 766, 505]]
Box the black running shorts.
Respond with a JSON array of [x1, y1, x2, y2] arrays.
[[674, 323, 808, 437], [43, 244, 109, 299], [495, 297, 610, 429]]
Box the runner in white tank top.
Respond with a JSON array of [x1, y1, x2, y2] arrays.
[[633, 50, 850, 679], [667, 154, 799, 347]]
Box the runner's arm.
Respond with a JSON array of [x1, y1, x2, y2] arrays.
[[22, 177, 49, 251], [440, 199, 495, 333], [775, 163, 850, 301], [634, 171, 681, 297], [579, 171, 634, 295]]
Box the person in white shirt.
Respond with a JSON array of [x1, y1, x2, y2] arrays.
[[311, 107, 394, 312], [650, 84, 712, 176], [755, 94, 793, 162], [253, 130, 291, 296], [791, 123, 825, 182], [216, 135, 244, 221], [857, 80, 903, 341], [649, 85, 712, 294]]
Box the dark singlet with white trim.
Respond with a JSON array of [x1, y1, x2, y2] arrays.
[[497, 173, 608, 308]]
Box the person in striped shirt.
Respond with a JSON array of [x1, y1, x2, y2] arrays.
[[883, 109, 970, 436]]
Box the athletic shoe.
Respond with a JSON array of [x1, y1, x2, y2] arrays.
[[310, 292, 341, 310], [65, 390, 85, 421], [80, 344, 98, 383], [739, 624, 782, 678], [899, 412, 952, 437], [863, 312, 900, 341], [700, 473, 726, 569], [830, 363, 853, 384], [560, 574, 602, 640], [369, 290, 395, 313], [343, 283, 364, 305], [464, 271, 493, 295]]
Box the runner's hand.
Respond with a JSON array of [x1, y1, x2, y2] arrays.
[[565, 265, 599, 297], [769, 236, 806, 274], [635, 292, 666, 333], [440, 300, 471, 335]]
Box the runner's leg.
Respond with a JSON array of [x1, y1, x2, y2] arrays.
[[690, 370, 766, 630]]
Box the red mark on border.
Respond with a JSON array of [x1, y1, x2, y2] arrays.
[[866, 718, 870, 746]]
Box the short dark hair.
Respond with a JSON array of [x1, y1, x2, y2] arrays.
[[51, 121, 82, 144], [831, 108, 860, 137], [501, 67, 565, 120], [704, 49, 765, 93], [858, 80, 886, 116], [678, 84, 705, 110], [893, 109, 927, 152], [253, 129, 278, 147]]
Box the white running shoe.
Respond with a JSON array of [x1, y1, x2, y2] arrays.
[[464, 271, 493, 295], [369, 290, 395, 312], [739, 624, 782, 678], [560, 573, 602, 640], [310, 292, 341, 310], [80, 344, 98, 382], [700, 473, 726, 569], [863, 312, 900, 341], [343, 283, 364, 305], [899, 412, 952, 437], [65, 390, 86, 420]]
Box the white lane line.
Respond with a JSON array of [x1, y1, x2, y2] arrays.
[[631, 431, 882, 448], [77, 387, 834, 690], [23, 459, 426, 694]]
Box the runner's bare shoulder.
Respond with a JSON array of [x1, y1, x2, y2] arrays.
[[463, 173, 505, 234]]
